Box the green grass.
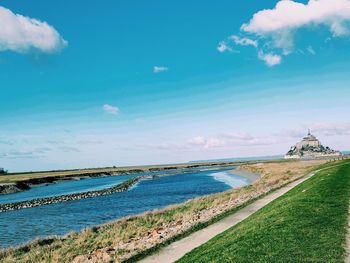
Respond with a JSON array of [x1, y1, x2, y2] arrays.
[[178, 161, 350, 263]]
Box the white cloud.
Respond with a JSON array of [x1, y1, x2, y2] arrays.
[[103, 104, 120, 115], [189, 132, 282, 149], [241, 0, 350, 53], [189, 136, 224, 149], [0, 6, 67, 53], [258, 51, 282, 66], [230, 35, 258, 48], [220, 0, 350, 66], [153, 66, 168, 73], [217, 41, 231, 53]]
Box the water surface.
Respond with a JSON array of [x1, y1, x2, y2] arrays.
[[0, 175, 135, 204], [0, 168, 249, 248]]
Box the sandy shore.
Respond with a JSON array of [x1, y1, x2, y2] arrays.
[[230, 168, 261, 183]]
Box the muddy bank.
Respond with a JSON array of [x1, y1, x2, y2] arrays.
[[0, 170, 144, 196], [0, 176, 147, 212]]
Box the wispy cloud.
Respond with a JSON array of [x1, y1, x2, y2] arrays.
[[58, 146, 81, 153], [217, 41, 232, 53], [230, 35, 258, 48], [103, 104, 120, 115], [189, 132, 281, 149], [153, 66, 168, 73], [189, 136, 225, 149], [307, 46, 316, 55], [0, 6, 67, 53], [189, 122, 350, 150], [308, 123, 350, 136], [0, 148, 51, 159], [277, 122, 350, 139]]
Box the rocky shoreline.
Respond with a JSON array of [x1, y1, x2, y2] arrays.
[[0, 175, 148, 212], [0, 183, 26, 195]]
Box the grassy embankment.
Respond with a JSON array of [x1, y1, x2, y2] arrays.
[[179, 160, 350, 263], [0, 159, 328, 263]]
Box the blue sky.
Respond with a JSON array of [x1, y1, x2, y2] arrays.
[[1, 0, 350, 172]]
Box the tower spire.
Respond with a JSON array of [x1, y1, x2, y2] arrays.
[[308, 129, 311, 136]]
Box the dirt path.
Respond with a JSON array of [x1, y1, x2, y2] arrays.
[[139, 170, 320, 263]]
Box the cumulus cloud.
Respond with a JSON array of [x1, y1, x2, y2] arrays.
[[258, 51, 282, 66], [221, 0, 350, 66], [103, 104, 120, 115], [153, 66, 168, 73], [0, 6, 67, 53], [242, 0, 350, 37], [242, 0, 350, 53]]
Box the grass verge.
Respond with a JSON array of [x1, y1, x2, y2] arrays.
[[178, 160, 350, 263]]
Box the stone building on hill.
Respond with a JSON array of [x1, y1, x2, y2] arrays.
[[284, 130, 342, 159]]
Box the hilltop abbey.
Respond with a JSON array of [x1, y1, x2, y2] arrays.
[[284, 130, 342, 159]]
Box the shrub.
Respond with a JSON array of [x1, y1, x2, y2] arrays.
[[0, 168, 8, 175]]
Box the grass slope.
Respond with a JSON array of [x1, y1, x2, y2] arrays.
[[178, 161, 350, 263]]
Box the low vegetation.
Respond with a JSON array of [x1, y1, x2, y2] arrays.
[[0, 162, 235, 184], [179, 160, 350, 263], [0, 159, 330, 263], [0, 168, 8, 175]]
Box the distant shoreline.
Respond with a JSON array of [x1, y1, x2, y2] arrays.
[[0, 161, 261, 196]]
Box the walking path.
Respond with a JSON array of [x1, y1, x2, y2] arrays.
[[140, 170, 320, 263]]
